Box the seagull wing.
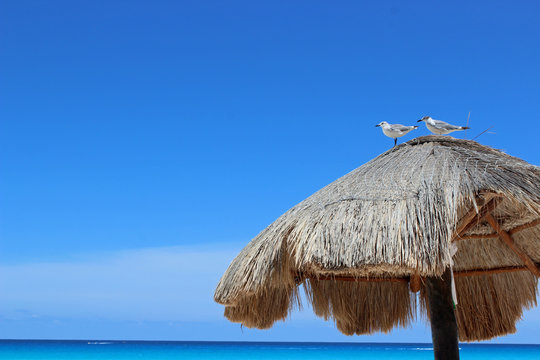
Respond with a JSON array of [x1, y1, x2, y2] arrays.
[[389, 124, 415, 133], [431, 119, 462, 130]]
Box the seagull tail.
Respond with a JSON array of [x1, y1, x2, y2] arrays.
[[460, 126, 471, 130], [413, 126, 419, 129]]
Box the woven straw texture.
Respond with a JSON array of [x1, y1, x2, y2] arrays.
[[214, 136, 540, 341]]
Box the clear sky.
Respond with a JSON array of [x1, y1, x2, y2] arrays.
[[1, 0, 539, 343]]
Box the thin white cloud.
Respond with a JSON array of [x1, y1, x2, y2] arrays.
[[0, 245, 239, 322]]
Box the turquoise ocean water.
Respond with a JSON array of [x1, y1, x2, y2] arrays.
[[1, 341, 539, 360]]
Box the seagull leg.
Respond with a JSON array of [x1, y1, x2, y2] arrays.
[[394, 138, 397, 147]]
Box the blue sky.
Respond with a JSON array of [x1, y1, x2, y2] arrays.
[[0, 0, 539, 342]]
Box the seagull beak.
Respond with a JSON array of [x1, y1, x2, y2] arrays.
[[417, 119, 423, 122], [375, 124, 380, 127]]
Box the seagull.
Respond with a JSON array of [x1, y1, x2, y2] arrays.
[[417, 116, 470, 135], [375, 121, 419, 146]]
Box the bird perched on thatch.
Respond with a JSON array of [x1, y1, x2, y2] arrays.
[[418, 116, 470, 135], [375, 121, 418, 146]]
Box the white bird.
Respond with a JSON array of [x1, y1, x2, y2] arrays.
[[375, 121, 418, 146], [417, 116, 470, 135]]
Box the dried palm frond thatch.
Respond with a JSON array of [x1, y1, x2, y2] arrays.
[[214, 136, 540, 341]]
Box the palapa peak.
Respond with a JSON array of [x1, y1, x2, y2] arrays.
[[214, 135, 540, 341]]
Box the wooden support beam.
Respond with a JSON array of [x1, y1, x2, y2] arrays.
[[453, 265, 537, 277], [312, 274, 408, 283], [452, 197, 502, 241], [457, 233, 498, 240], [455, 218, 540, 241], [299, 262, 540, 285], [485, 214, 540, 278], [509, 218, 540, 235]]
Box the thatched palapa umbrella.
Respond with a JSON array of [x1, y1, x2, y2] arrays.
[[214, 136, 540, 359]]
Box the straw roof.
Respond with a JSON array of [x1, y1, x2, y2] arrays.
[[214, 136, 540, 341]]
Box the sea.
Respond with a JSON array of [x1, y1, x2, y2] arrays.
[[1, 340, 539, 360]]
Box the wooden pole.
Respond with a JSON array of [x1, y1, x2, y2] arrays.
[[426, 268, 460, 360]]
